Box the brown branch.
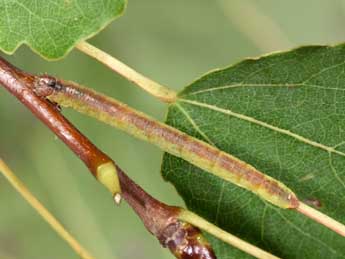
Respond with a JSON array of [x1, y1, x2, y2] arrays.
[[0, 57, 121, 197], [116, 166, 217, 259], [0, 56, 216, 259]]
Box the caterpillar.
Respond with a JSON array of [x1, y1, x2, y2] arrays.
[[35, 75, 299, 209]]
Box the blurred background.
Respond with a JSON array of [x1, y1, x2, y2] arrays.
[[1, 0, 345, 258]]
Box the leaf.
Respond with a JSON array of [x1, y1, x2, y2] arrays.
[[162, 45, 345, 258], [0, 0, 126, 59]]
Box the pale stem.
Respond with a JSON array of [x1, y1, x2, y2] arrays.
[[297, 202, 345, 237], [178, 210, 281, 259], [76, 41, 177, 103], [0, 159, 96, 259]]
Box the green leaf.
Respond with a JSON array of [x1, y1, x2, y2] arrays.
[[162, 45, 345, 258], [0, 0, 126, 59]]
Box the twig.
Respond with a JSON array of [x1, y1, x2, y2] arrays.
[[0, 56, 282, 259], [33, 74, 345, 238], [0, 159, 95, 259], [0, 57, 121, 200], [76, 41, 177, 103], [0, 55, 214, 258], [115, 165, 218, 258], [113, 156, 280, 258]]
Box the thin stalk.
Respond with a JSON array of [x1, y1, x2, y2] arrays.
[[0, 160, 95, 259], [179, 210, 281, 259], [296, 202, 345, 237], [35, 76, 345, 238], [76, 41, 177, 103]]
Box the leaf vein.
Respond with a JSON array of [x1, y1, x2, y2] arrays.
[[175, 103, 215, 145], [183, 59, 345, 96], [275, 209, 338, 255], [179, 99, 345, 158]]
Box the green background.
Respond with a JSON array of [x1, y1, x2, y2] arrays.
[[0, 0, 344, 258]]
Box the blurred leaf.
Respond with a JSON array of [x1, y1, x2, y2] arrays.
[[162, 45, 345, 258], [0, 0, 126, 59]]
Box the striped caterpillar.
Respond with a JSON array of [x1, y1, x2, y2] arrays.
[[35, 75, 299, 209]]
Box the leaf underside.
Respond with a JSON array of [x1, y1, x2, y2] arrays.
[[162, 44, 345, 258], [0, 0, 126, 59]]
